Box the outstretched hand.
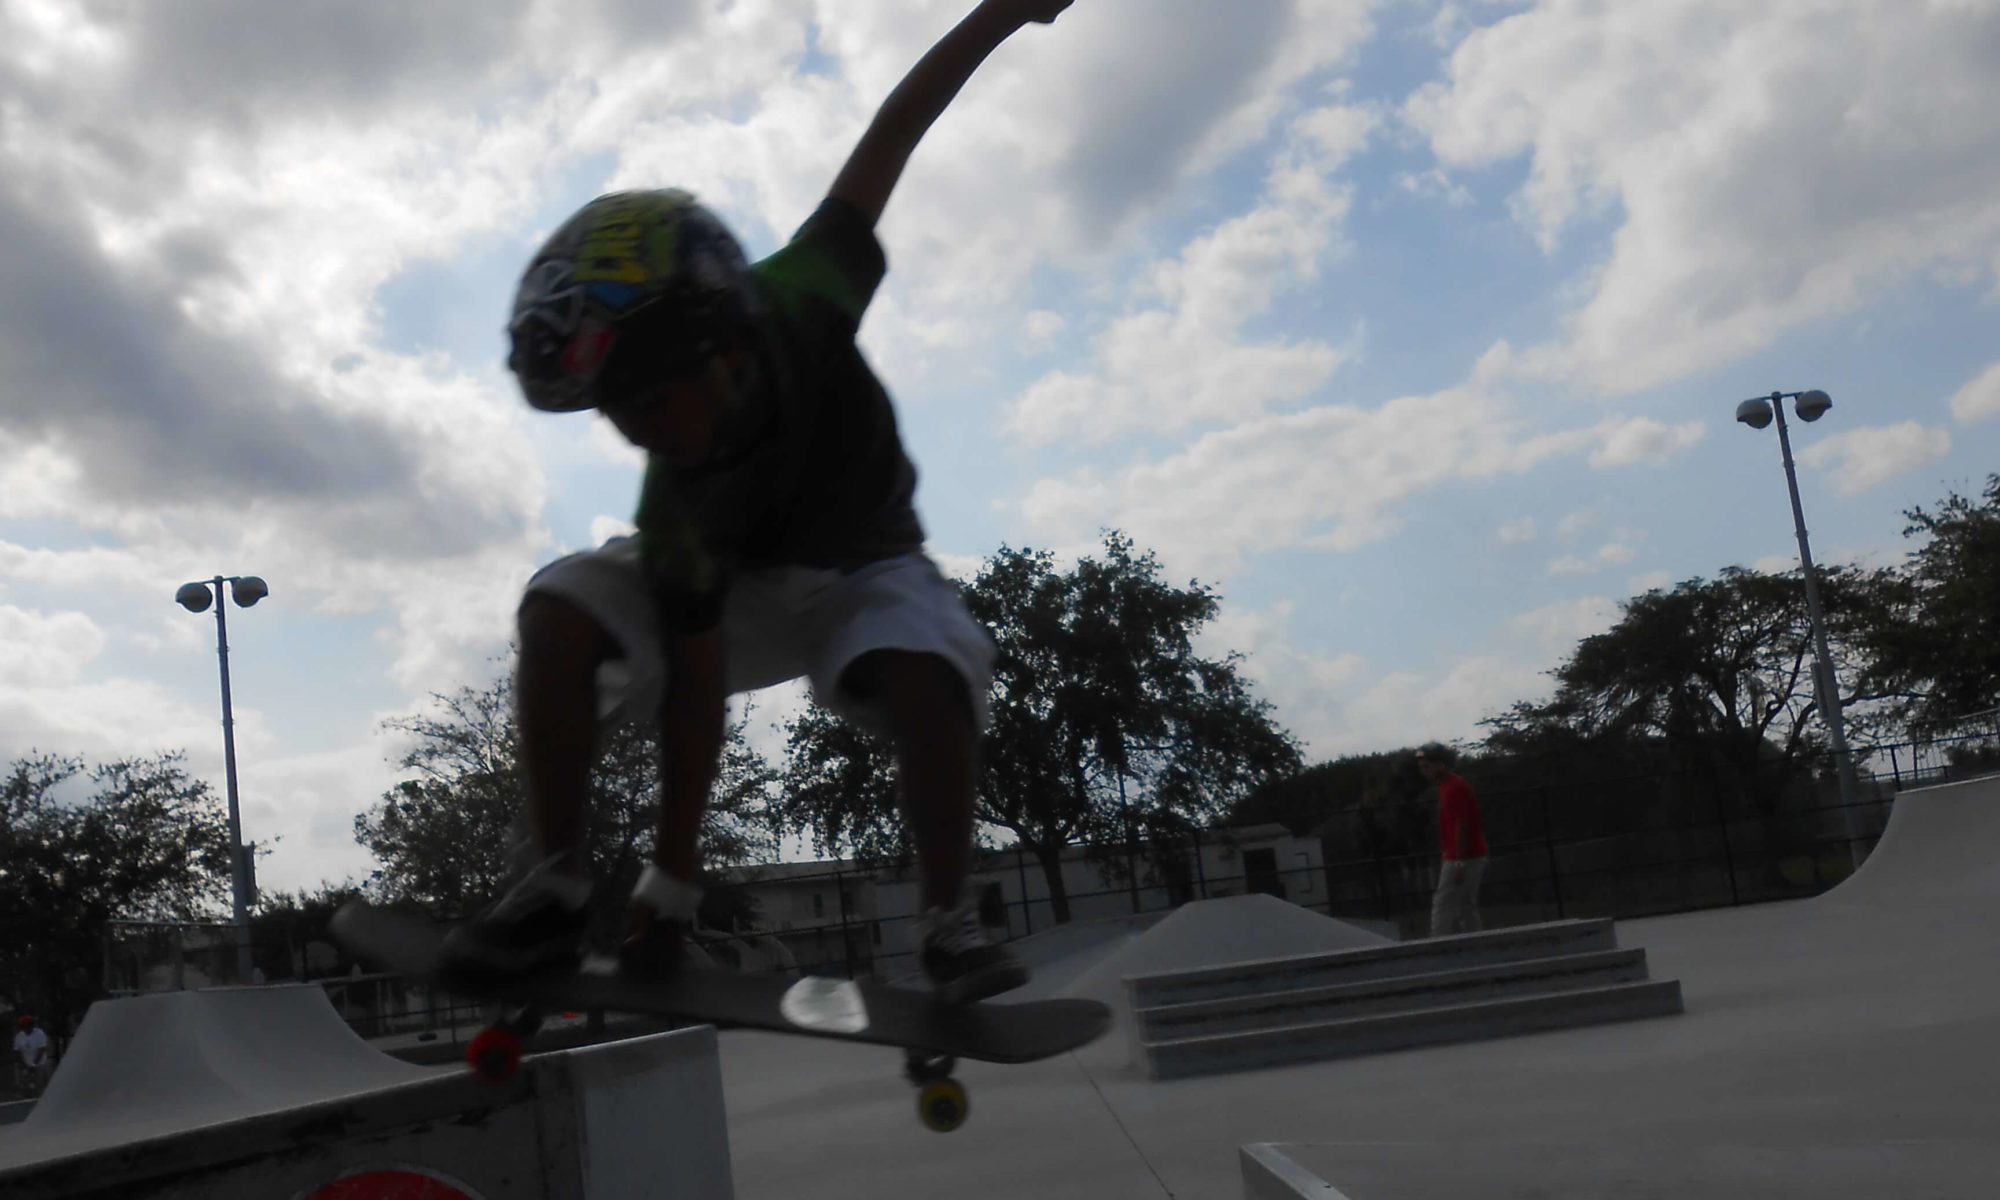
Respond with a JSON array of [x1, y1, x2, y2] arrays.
[[987, 0, 1074, 25]]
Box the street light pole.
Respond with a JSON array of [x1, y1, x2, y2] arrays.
[[1736, 390, 1865, 869], [177, 574, 268, 983]]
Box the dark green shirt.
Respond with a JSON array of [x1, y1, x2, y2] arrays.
[[633, 198, 924, 632]]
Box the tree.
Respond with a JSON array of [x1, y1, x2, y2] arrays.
[[1231, 751, 1428, 840], [353, 671, 782, 942], [784, 532, 1301, 923], [1869, 474, 2000, 737], [0, 751, 232, 1015], [1482, 566, 1900, 815], [250, 881, 368, 982]]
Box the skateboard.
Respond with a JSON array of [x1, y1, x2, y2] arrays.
[[330, 900, 1109, 1131]]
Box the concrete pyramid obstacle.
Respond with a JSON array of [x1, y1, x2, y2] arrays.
[[1057, 894, 1391, 1010]]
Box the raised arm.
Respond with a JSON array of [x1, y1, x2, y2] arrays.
[[828, 0, 1074, 227]]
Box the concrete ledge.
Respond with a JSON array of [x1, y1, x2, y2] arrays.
[[1127, 919, 1617, 1008], [1240, 1144, 1351, 1199], [1145, 978, 1684, 1080], [0, 1024, 734, 1199], [1247, 1140, 2000, 1198], [1136, 948, 1651, 1044]]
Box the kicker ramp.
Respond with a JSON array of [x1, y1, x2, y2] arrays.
[[0, 985, 733, 1199]]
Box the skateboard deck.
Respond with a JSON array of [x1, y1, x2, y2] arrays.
[[330, 899, 1109, 1065]]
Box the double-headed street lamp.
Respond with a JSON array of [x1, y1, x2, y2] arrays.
[[175, 574, 268, 983], [1734, 389, 1864, 866]]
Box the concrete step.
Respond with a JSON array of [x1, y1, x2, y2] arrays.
[[1125, 918, 1617, 1009], [1133, 947, 1653, 1045], [1141, 978, 1685, 1080]]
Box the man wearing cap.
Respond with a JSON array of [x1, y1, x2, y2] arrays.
[[1417, 744, 1488, 936], [13, 1014, 51, 1095]]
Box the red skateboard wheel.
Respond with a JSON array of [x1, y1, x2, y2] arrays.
[[466, 1025, 522, 1083]]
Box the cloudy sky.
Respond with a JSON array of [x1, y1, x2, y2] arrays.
[[3, 0, 1997, 896]]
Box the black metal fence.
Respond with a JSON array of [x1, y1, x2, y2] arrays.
[[67, 727, 1999, 1049], [703, 729, 2000, 968]]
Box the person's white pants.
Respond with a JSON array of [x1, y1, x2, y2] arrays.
[[1430, 856, 1488, 937]]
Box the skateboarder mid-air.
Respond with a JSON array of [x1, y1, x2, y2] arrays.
[[441, 0, 1077, 1004]]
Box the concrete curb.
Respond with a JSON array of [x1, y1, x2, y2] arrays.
[[1239, 1144, 1349, 1199]]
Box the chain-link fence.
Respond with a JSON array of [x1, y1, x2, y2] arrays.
[[696, 729, 2000, 970], [67, 726, 1999, 1049]]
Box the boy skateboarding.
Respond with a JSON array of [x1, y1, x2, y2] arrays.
[[441, 0, 1077, 1005]]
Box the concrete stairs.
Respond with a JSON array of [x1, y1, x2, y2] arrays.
[[1126, 918, 1683, 1079]]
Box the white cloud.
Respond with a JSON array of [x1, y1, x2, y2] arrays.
[[1629, 570, 1671, 593], [1020, 310, 1066, 351], [1016, 381, 1602, 577], [1507, 595, 1619, 656], [589, 514, 639, 546], [1546, 534, 1640, 576], [1395, 166, 1474, 207], [0, 540, 185, 598], [1004, 103, 1376, 444], [0, 676, 225, 764], [1244, 585, 1640, 757], [1948, 361, 2000, 423], [1333, 656, 1548, 754], [1554, 508, 1596, 540], [0, 444, 83, 520], [1795, 422, 1953, 496], [0, 606, 107, 687], [1408, 2, 2000, 394], [241, 742, 405, 896], [929, 551, 986, 584], [1587, 416, 1705, 468], [1497, 517, 1537, 545]]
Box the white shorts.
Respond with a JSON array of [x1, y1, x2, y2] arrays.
[[522, 538, 995, 739]]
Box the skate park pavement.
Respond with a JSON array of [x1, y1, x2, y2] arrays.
[[723, 772, 2000, 1199], [3, 773, 1995, 1197]]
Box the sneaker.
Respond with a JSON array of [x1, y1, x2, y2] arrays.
[[437, 858, 591, 985], [916, 905, 1029, 1004], [616, 918, 692, 983], [617, 863, 713, 982]]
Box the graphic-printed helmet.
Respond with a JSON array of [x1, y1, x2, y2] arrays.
[[507, 190, 758, 413]]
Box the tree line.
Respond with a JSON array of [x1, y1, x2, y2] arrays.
[[1231, 474, 2000, 883], [4, 475, 1994, 1009]]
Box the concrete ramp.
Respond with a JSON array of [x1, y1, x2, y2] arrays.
[[26, 985, 430, 1137], [1816, 773, 2000, 908], [0, 987, 733, 1198]]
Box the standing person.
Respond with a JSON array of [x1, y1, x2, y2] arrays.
[[1417, 744, 1488, 936], [442, 0, 1078, 1005], [13, 1015, 51, 1095]]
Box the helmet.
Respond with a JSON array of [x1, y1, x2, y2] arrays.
[[16, 1015, 31, 1029], [507, 190, 758, 413]]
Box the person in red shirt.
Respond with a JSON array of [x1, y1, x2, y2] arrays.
[[1417, 744, 1488, 936]]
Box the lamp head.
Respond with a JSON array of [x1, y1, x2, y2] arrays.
[[1794, 389, 1832, 422], [175, 582, 215, 613], [1734, 397, 1774, 430], [231, 576, 269, 607]]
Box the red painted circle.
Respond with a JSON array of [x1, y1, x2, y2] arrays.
[[302, 1166, 483, 1200]]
